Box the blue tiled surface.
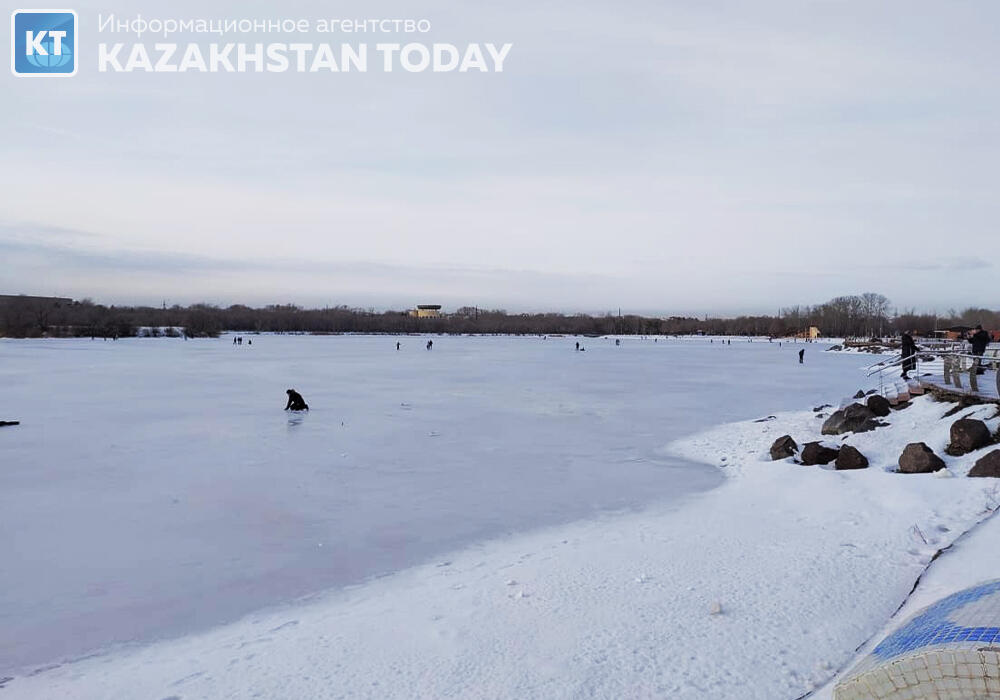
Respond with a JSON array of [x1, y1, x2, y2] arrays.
[[872, 579, 1000, 660]]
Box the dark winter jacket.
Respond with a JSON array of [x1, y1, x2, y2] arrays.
[[970, 329, 991, 355]]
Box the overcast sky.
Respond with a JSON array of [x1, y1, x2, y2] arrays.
[[2, 0, 998, 316]]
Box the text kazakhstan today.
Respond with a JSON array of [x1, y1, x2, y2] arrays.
[[98, 42, 512, 73]]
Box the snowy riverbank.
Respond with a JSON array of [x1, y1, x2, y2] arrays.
[[8, 380, 1000, 698]]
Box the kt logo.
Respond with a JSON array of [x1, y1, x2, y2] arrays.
[[11, 9, 77, 76]]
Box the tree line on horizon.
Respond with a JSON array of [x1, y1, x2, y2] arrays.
[[0, 293, 996, 339]]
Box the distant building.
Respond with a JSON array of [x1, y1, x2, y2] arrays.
[[940, 325, 974, 340], [796, 326, 821, 339], [409, 304, 442, 319]]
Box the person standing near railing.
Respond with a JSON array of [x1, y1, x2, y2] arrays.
[[900, 332, 916, 379], [970, 325, 990, 376]]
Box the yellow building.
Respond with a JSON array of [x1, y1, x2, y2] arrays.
[[409, 304, 442, 319], [796, 326, 821, 339]]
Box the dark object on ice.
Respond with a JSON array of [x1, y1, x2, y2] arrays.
[[900, 332, 916, 378], [575, 341, 580, 351], [754, 415, 777, 423], [968, 450, 1000, 477], [396, 342, 401, 350], [821, 404, 882, 435], [835, 445, 869, 470], [0, 421, 19, 427], [284, 389, 309, 411], [898, 443, 946, 474], [866, 395, 892, 417], [769, 435, 798, 460], [799, 349, 805, 364], [945, 418, 992, 456], [426, 340, 433, 350], [800, 442, 839, 466], [813, 404, 833, 412]]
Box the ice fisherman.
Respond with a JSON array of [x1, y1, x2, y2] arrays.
[[284, 389, 309, 411], [426, 340, 433, 350], [798, 348, 805, 364]]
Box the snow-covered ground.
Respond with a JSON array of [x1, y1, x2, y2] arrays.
[[3, 335, 998, 699]]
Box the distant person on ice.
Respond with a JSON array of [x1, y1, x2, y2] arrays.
[[900, 332, 916, 379], [798, 348, 805, 364], [426, 340, 433, 350], [396, 341, 401, 351], [284, 389, 309, 411]]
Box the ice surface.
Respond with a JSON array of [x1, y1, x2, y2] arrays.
[[0, 335, 864, 674]]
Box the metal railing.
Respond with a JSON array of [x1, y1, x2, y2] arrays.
[[866, 347, 1000, 397]]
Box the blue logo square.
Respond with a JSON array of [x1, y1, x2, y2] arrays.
[[11, 9, 77, 76]]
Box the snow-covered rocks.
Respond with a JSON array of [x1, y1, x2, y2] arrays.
[[769, 435, 798, 460], [898, 443, 946, 474], [866, 395, 892, 417], [822, 403, 882, 435], [835, 445, 869, 470], [801, 441, 840, 465], [946, 418, 993, 456], [969, 450, 1000, 478]]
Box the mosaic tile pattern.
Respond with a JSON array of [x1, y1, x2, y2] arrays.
[[835, 580, 1000, 699]]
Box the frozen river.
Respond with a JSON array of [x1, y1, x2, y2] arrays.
[[0, 334, 868, 672]]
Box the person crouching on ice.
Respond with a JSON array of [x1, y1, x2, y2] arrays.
[[285, 389, 309, 411]]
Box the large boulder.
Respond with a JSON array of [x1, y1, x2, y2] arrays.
[[969, 450, 1000, 478], [769, 435, 798, 461], [836, 445, 869, 470], [801, 442, 840, 466], [866, 395, 891, 417], [898, 443, 946, 474], [946, 418, 992, 456], [821, 403, 881, 435]]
